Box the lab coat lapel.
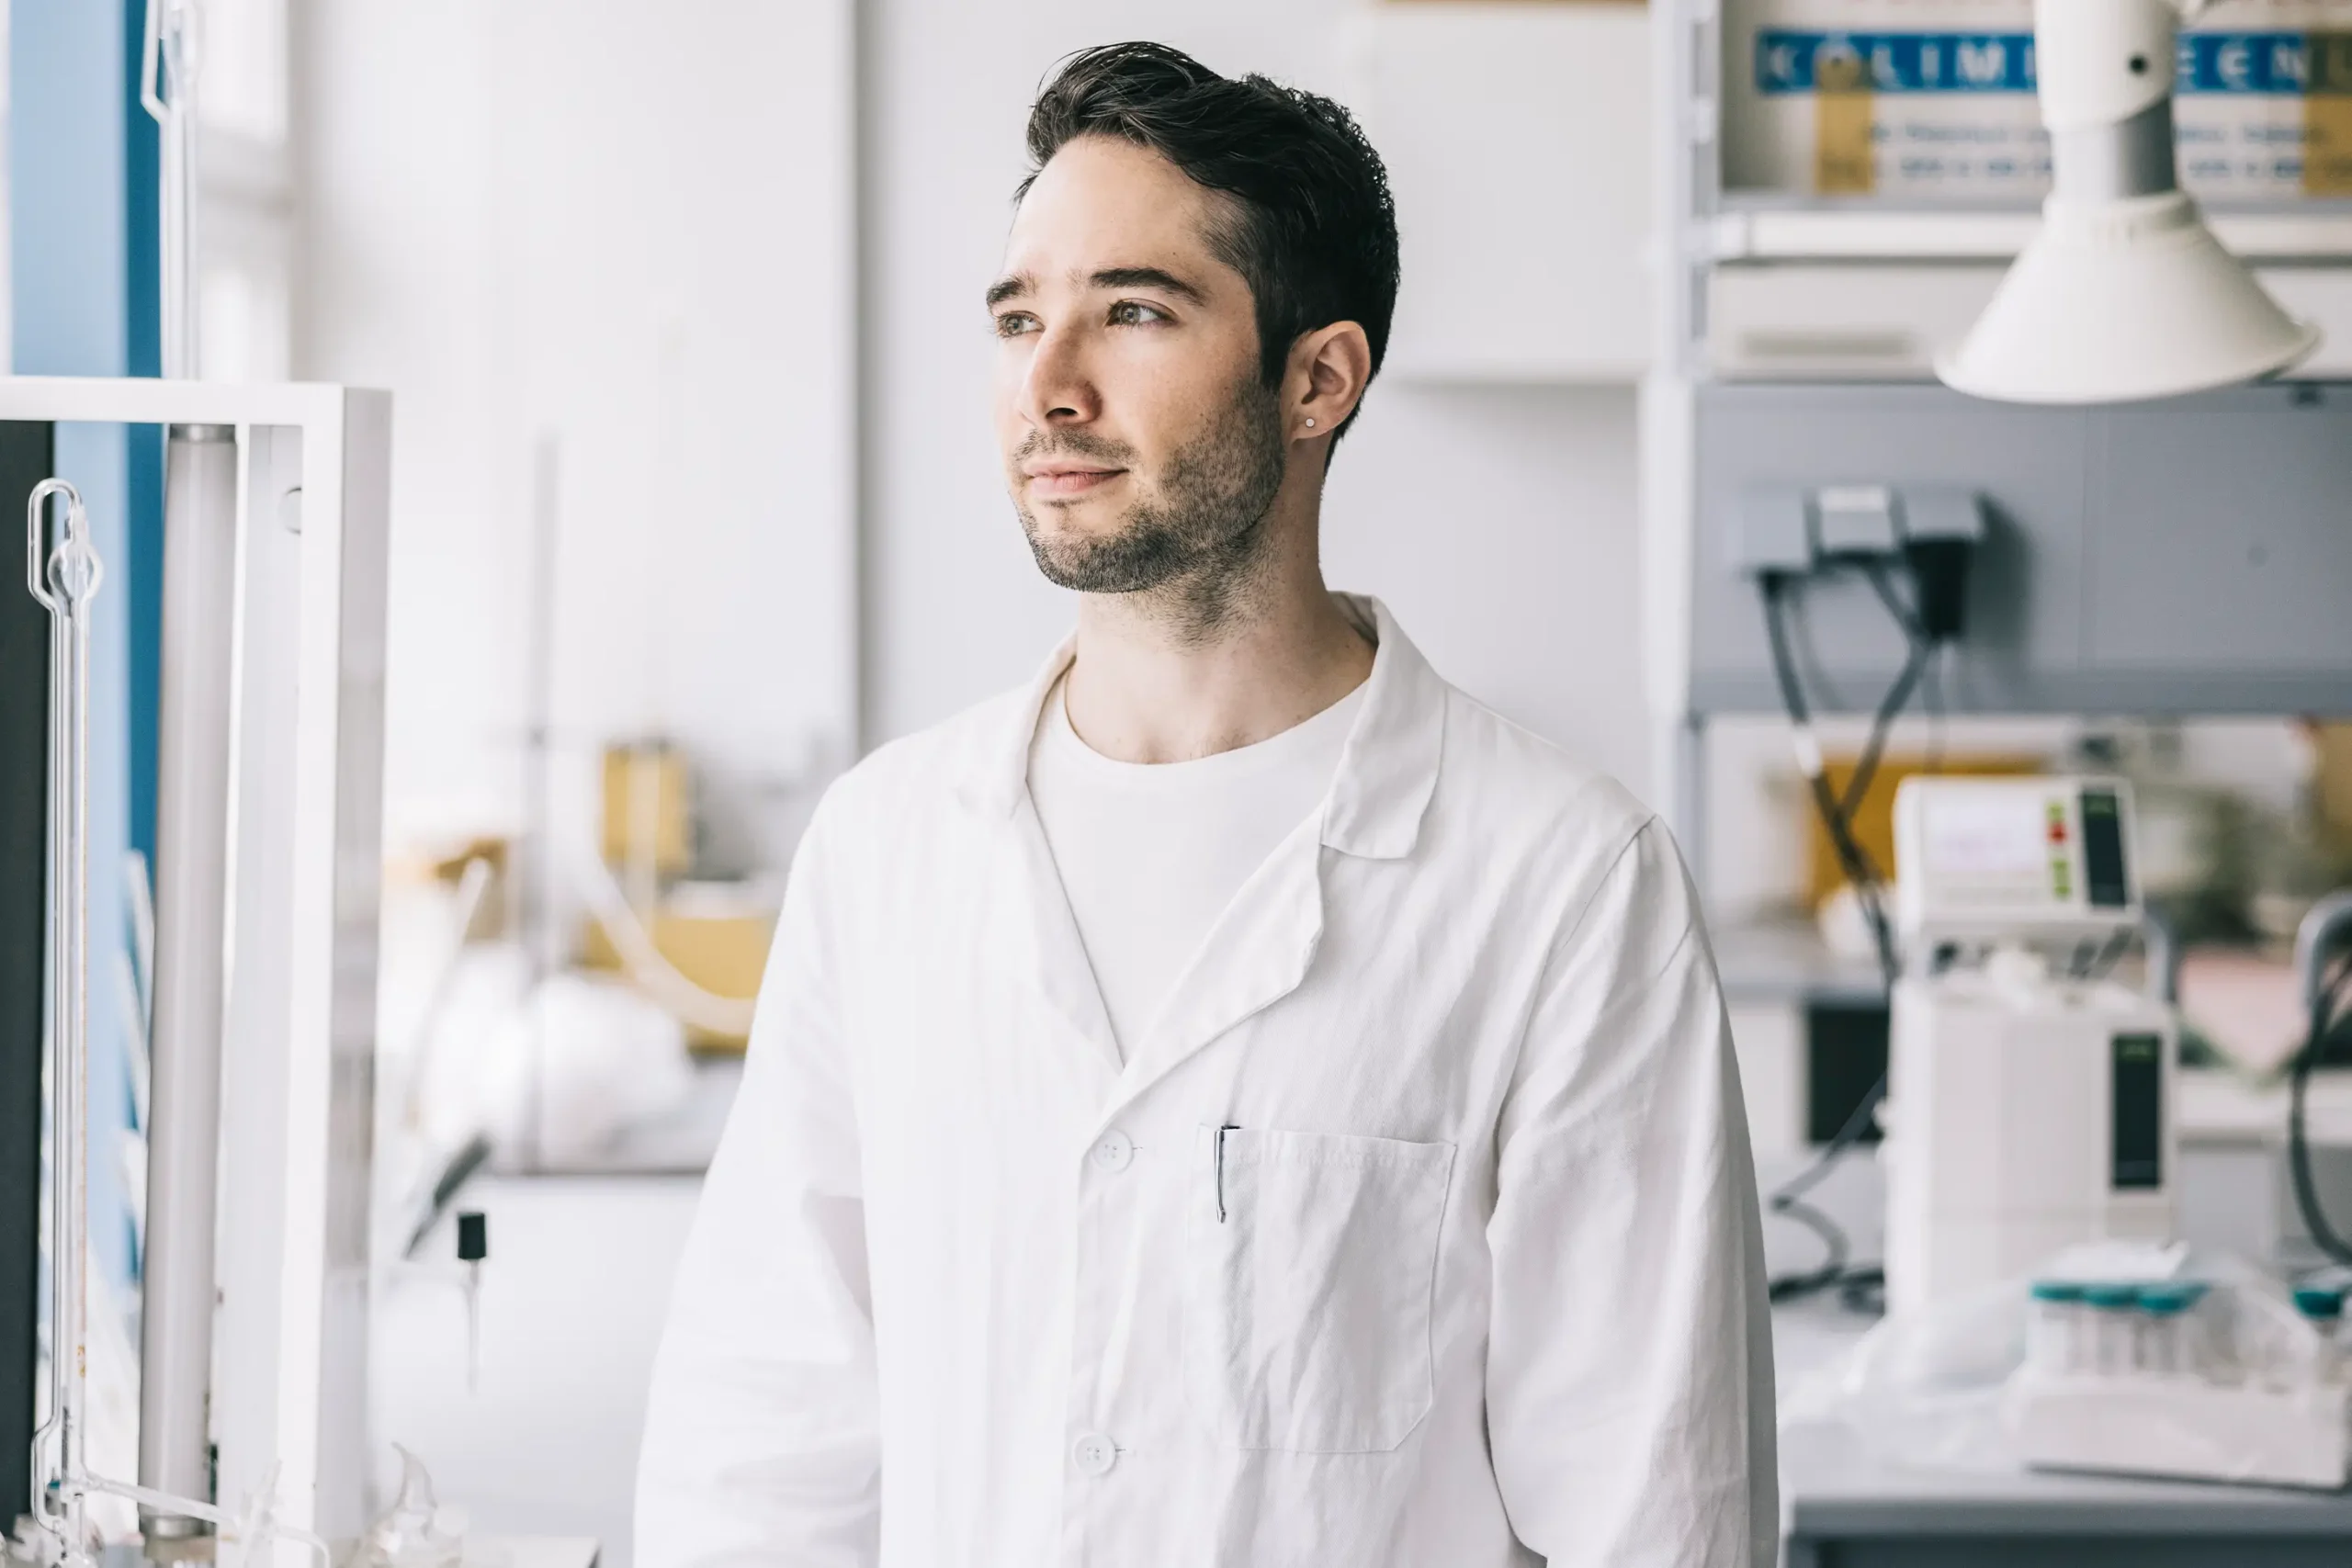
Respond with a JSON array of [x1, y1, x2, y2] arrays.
[[956, 632, 1124, 1076], [1002, 793, 1123, 1075], [1117, 818, 1326, 1100], [1105, 595, 1445, 1102], [959, 597, 1447, 1100]]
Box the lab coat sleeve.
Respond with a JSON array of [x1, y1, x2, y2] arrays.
[[634, 792, 880, 1568], [1485, 816, 1777, 1568]]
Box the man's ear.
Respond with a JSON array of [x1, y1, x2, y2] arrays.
[[1286, 321, 1373, 443]]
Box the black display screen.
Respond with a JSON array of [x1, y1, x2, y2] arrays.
[[2081, 788, 2130, 908], [2111, 1032, 2164, 1190]]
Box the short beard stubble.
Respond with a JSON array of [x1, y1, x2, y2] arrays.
[[1015, 372, 1288, 643]]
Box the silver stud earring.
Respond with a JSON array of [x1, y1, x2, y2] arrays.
[[1305, 417, 1317, 429]]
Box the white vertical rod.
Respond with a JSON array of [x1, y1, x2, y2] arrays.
[[522, 437, 560, 1170], [146, 0, 203, 379], [138, 424, 239, 1541]]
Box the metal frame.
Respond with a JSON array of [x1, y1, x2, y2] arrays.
[[0, 378, 390, 1557]]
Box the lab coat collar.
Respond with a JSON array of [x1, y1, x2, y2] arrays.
[[962, 593, 1444, 863]]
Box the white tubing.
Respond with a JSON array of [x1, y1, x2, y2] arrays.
[[570, 847, 758, 1040]]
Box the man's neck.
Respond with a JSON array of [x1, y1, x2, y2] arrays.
[[1061, 503, 1374, 765]]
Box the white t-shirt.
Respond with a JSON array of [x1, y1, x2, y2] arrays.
[[1026, 673, 1366, 1058]]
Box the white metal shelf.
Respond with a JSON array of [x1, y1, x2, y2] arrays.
[[1707, 207, 2352, 265]]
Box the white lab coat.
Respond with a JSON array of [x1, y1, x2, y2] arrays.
[[636, 597, 1776, 1568]]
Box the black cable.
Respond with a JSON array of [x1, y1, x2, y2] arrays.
[[1760, 579, 1899, 980], [2080, 926, 2137, 982], [1841, 562, 1928, 819], [1757, 565, 1934, 1308], [2289, 959, 2352, 1267], [1837, 1265, 1885, 1315], [1840, 640, 1928, 825], [1767, 1201, 1849, 1304], [1922, 644, 1948, 778], [1764, 1074, 1883, 1303], [1863, 557, 1923, 636]]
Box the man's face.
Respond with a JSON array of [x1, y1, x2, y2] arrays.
[[989, 136, 1287, 597]]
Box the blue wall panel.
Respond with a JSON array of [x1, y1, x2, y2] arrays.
[[11, 0, 154, 1295]]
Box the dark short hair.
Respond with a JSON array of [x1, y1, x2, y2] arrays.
[[1021, 42, 1400, 443]]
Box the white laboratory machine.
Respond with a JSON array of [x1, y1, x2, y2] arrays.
[[1882, 777, 2179, 1317]]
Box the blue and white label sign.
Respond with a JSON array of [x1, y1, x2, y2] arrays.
[[2178, 31, 2352, 96], [1759, 28, 2352, 97], [1756, 30, 2036, 95]]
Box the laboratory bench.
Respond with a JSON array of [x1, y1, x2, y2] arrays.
[[1781, 1424, 2352, 1567], [1772, 1296, 2352, 1566]]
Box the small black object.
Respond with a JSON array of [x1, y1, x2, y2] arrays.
[[1900, 536, 1974, 644], [457, 1211, 489, 1264], [2129, 54, 2148, 74]]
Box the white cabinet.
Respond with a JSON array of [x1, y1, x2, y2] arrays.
[[1352, 2, 1652, 383], [1704, 262, 2352, 382]]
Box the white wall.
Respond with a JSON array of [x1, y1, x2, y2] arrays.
[[297, 0, 857, 870], [298, 8, 857, 1554], [860, 1, 1655, 797]]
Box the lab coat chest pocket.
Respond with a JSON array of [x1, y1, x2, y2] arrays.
[[1184, 1125, 1456, 1453]]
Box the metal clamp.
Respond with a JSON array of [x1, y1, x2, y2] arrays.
[[23, 480, 101, 1568]]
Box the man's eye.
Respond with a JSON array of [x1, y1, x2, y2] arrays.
[[1108, 300, 1169, 326], [994, 312, 1039, 339]]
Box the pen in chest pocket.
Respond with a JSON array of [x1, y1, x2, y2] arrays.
[[1216, 1123, 1239, 1223]]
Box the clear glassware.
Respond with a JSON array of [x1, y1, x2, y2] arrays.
[[2136, 1283, 2202, 1377], [2029, 1280, 2086, 1376], [2292, 1285, 2347, 1387], [2081, 1284, 2140, 1375]]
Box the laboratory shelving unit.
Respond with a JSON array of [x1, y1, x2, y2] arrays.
[[1657, 0, 2352, 386], [1645, 0, 2352, 953]]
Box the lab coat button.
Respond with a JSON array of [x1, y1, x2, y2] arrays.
[[1090, 1129, 1135, 1173], [1071, 1432, 1118, 1477]]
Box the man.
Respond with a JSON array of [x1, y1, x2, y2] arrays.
[[637, 41, 1774, 1568]]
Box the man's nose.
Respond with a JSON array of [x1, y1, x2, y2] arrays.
[[1017, 323, 1100, 428]]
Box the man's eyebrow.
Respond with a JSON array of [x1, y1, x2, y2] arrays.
[[985, 274, 1033, 308], [1088, 265, 1207, 305]]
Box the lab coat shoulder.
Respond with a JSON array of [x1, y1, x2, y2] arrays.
[[1429, 685, 1663, 901], [1422, 688, 1727, 1134], [1460, 694, 1719, 1171], [785, 682, 1040, 943], [808, 681, 1035, 845]]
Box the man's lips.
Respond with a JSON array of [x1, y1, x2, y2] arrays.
[[1024, 466, 1126, 497]]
